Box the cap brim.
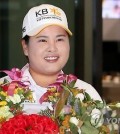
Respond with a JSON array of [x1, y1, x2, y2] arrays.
[[26, 24, 72, 37]]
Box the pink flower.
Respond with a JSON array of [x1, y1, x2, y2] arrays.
[[40, 73, 77, 104], [6, 82, 17, 96], [1, 68, 23, 81], [66, 74, 77, 84], [49, 74, 77, 91], [56, 73, 77, 84], [39, 91, 53, 104], [62, 105, 72, 114]]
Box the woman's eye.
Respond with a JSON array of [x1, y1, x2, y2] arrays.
[[57, 38, 64, 42], [38, 39, 47, 42]]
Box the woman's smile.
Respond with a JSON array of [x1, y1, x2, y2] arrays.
[[44, 56, 59, 62], [22, 25, 70, 75]]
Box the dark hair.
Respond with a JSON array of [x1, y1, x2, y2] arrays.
[[22, 35, 30, 44], [21, 35, 30, 61]]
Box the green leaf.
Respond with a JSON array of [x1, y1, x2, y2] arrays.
[[80, 105, 87, 116], [68, 80, 76, 88], [81, 113, 90, 122], [84, 92, 92, 101], [69, 122, 78, 134], [74, 98, 81, 116], [61, 84, 70, 92], [96, 102, 104, 109], [0, 86, 2, 91], [81, 121, 99, 134], [0, 94, 6, 100], [3, 78, 9, 84], [54, 89, 70, 118]]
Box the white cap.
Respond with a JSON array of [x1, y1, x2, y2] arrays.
[[22, 4, 72, 38]]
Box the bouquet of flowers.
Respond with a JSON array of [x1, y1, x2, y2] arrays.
[[0, 68, 34, 123], [0, 68, 120, 134], [0, 114, 59, 134], [40, 74, 120, 134]]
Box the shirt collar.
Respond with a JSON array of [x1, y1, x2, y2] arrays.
[[21, 63, 64, 87]]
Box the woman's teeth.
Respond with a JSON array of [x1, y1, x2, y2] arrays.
[[44, 56, 58, 60]]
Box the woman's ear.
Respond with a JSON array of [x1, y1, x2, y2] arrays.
[[21, 40, 28, 56]]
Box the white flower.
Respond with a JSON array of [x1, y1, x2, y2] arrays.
[[48, 102, 53, 111], [0, 106, 14, 119], [116, 103, 120, 108], [8, 94, 21, 104], [91, 108, 104, 128], [69, 117, 79, 126], [91, 108, 101, 117], [20, 94, 25, 99], [69, 117, 81, 134], [106, 106, 112, 111], [78, 128, 81, 134], [113, 124, 119, 130], [75, 93, 84, 101], [108, 124, 119, 131], [111, 110, 117, 117]]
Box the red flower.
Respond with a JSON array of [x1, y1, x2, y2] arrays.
[[1, 85, 9, 91], [0, 114, 59, 134], [39, 91, 53, 104], [14, 128, 26, 134]]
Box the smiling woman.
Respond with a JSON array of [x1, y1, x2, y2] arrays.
[[22, 25, 70, 86], [0, 3, 102, 114], [0, 3, 102, 131]]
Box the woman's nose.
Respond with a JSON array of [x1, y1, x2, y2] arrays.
[[47, 41, 58, 52]]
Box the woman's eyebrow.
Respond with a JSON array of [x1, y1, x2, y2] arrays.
[[36, 34, 66, 38], [56, 34, 66, 38], [36, 36, 48, 38]]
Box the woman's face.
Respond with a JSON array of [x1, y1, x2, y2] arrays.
[[22, 25, 70, 75]]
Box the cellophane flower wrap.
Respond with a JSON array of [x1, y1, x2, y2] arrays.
[[0, 68, 34, 123]]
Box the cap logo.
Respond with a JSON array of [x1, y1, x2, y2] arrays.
[[22, 26, 26, 33], [35, 8, 62, 22], [35, 9, 48, 17], [50, 8, 61, 16]]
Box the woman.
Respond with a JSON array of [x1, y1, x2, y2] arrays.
[[0, 4, 102, 114]]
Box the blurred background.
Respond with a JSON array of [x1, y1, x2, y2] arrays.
[[0, 0, 120, 102]]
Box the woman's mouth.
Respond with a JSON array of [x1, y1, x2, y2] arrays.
[[44, 56, 59, 62]]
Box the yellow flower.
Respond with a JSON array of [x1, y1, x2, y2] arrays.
[[26, 94, 34, 101], [62, 115, 70, 128], [54, 93, 60, 97], [59, 126, 65, 134], [48, 96, 54, 101], [0, 101, 7, 106], [0, 91, 7, 97], [70, 88, 83, 97], [14, 87, 23, 94], [49, 87, 57, 92], [0, 116, 5, 123]]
